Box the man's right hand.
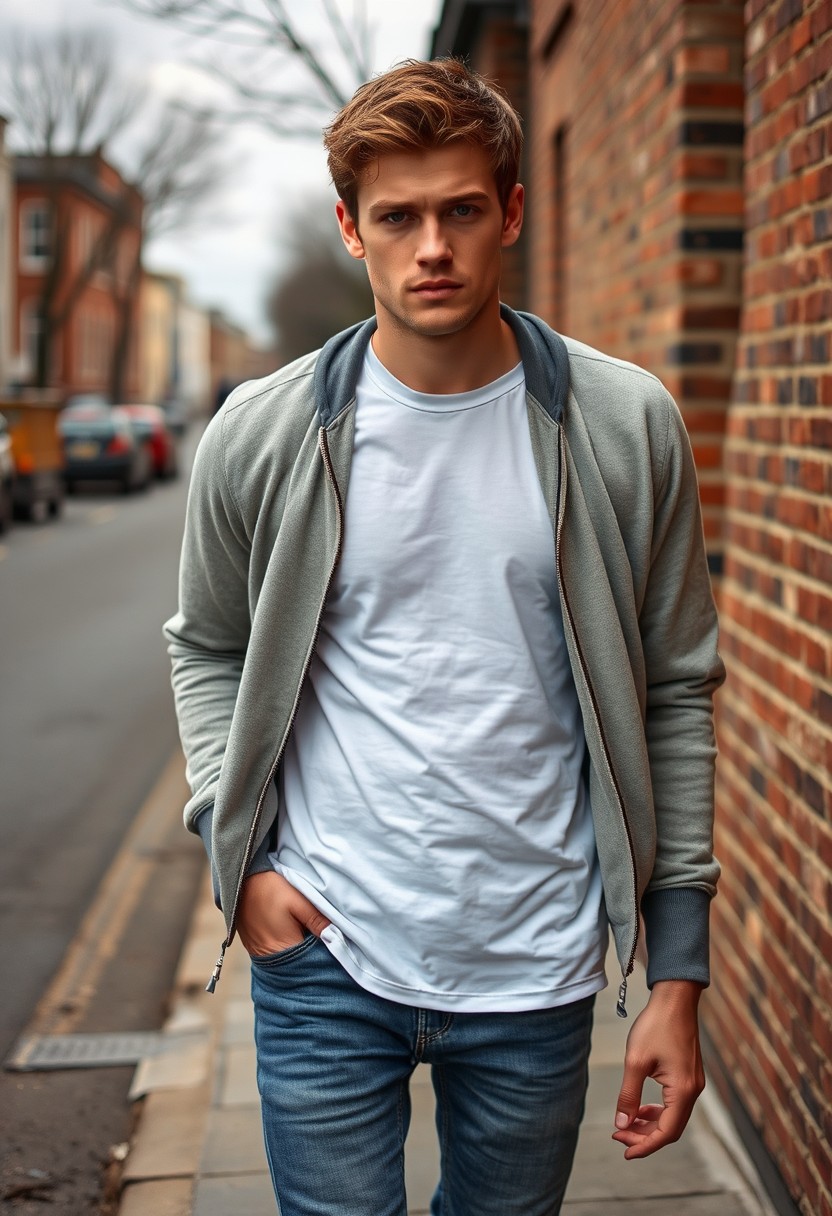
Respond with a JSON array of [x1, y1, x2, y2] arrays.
[[236, 871, 331, 958]]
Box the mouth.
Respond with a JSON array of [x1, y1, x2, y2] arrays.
[[410, 281, 463, 300]]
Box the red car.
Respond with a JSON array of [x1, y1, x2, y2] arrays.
[[119, 405, 179, 480]]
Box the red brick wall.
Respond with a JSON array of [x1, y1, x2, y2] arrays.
[[527, 0, 746, 569], [13, 162, 143, 402], [705, 2, 832, 1211]]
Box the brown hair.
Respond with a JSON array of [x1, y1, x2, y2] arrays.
[[323, 58, 523, 218]]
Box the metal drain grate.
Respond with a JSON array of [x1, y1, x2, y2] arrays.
[[5, 1031, 202, 1072]]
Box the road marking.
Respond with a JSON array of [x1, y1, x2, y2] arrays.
[[19, 750, 189, 1040], [87, 505, 118, 526]]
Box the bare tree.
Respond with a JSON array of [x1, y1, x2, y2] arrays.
[[4, 27, 142, 157], [266, 196, 374, 363], [1, 27, 223, 397], [114, 0, 373, 136]]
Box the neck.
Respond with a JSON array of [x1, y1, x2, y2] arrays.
[[371, 302, 520, 395]]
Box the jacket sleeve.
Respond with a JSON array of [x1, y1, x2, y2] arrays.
[[638, 388, 726, 987], [163, 409, 257, 898]]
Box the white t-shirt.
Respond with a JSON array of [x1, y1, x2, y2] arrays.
[[270, 342, 607, 1011]]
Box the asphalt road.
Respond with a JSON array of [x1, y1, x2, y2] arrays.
[[0, 430, 204, 1058], [0, 428, 215, 1214]]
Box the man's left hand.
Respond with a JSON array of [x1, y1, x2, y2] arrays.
[[612, 979, 705, 1159]]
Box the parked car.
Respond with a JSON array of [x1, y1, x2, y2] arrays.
[[59, 406, 153, 494], [1, 396, 65, 523], [0, 413, 14, 533], [118, 404, 179, 480]]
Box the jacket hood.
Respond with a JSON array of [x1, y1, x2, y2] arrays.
[[313, 304, 571, 429]]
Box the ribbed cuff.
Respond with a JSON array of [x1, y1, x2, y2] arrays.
[[641, 886, 711, 988], [194, 805, 277, 913], [194, 805, 221, 910], [246, 830, 276, 878]]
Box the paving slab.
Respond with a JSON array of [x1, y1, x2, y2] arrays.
[[119, 1177, 194, 1216], [587, 1011, 629, 1065], [218, 1042, 259, 1106], [567, 1125, 718, 1201], [199, 1106, 269, 1177], [221, 998, 255, 1045], [404, 1071, 440, 1212], [562, 1197, 750, 1216], [225, 953, 254, 999], [192, 1171, 277, 1216]]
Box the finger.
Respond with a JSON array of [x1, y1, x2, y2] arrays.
[[303, 905, 332, 937], [287, 889, 331, 937], [615, 1057, 650, 1131], [616, 1099, 692, 1159], [611, 1104, 663, 1138]]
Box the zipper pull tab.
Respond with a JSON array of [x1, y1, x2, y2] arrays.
[[206, 938, 228, 994], [616, 977, 629, 1019]]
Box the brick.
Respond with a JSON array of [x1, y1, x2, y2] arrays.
[[521, 3, 832, 1202], [674, 44, 732, 76], [677, 258, 724, 285]]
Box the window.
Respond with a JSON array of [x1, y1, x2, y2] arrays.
[[20, 201, 52, 268], [20, 301, 61, 383]]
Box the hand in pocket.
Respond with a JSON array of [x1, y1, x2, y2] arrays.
[[237, 871, 331, 958]]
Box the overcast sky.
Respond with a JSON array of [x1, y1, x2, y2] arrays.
[[0, 0, 444, 343]]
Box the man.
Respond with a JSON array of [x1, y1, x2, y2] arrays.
[[165, 58, 724, 1216]]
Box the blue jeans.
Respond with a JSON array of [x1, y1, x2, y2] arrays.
[[250, 935, 594, 1216]]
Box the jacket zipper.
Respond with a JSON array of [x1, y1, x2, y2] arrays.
[[554, 424, 639, 1017], [206, 426, 346, 993]]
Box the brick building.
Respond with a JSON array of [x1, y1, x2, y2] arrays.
[[13, 151, 143, 403], [710, 3, 832, 1212], [433, 2, 832, 1212], [140, 271, 179, 407], [0, 118, 12, 390]]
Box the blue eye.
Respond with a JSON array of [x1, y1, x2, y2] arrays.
[[384, 212, 407, 224], [452, 204, 475, 217]]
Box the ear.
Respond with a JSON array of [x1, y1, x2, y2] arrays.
[[501, 183, 524, 249], [336, 199, 366, 260]]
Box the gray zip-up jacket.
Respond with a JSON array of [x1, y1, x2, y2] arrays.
[[164, 306, 724, 1010]]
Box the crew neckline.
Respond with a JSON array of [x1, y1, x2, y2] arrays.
[[365, 341, 524, 414]]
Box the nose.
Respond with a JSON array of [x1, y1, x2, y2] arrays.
[[416, 218, 452, 265]]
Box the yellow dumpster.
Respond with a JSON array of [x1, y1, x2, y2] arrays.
[[0, 394, 65, 523]]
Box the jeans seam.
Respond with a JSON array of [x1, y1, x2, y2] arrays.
[[397, 1078, 407, 1215], [434, 1064, 451, 1216]]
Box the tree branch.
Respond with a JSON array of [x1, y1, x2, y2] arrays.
[[112, 0, 370, 133]]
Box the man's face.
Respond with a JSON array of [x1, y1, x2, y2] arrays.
[[336, 142, 523, 340]]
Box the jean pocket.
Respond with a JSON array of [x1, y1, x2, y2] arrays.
[[249, 932, 319, 969]]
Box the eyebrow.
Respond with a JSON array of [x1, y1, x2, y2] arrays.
[[366, 190, 493, 217]]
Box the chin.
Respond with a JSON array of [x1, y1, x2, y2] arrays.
[[397, 301, 483, 338]]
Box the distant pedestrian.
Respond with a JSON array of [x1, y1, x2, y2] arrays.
[[165, 57, 724, 1216], [213, 377, 236, 416]]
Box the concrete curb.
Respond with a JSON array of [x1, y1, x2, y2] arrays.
[[119, 868, 221, 1215]]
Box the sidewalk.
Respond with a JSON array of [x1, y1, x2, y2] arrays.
[[118, 870, 773, 1216]]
